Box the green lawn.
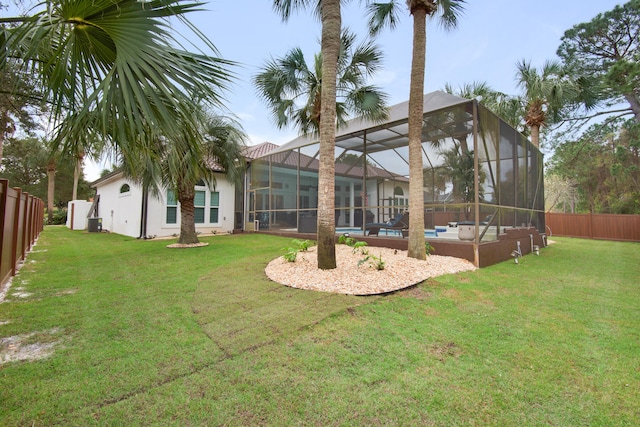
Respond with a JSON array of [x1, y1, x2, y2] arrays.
[[1, 227, 638, 426]]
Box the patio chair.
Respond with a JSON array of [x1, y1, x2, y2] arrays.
[[366, 212, 410, 238]]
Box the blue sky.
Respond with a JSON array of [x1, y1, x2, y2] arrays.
[[86, 0, 623, 179]]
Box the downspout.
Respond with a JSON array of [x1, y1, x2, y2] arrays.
[[138, 184, 149, 239], [142, 186, 149, 238]]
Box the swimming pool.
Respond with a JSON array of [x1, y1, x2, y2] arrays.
[[336, 227, 439, 237]]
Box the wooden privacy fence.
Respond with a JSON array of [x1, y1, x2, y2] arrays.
[[545, 212, 640, 242], [0, 179, 45, 288]]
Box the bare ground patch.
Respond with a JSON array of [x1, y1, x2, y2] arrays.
[[0, 328, 66, 365]]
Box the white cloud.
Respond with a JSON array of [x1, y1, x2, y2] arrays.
[[84, 159, 103, 182]]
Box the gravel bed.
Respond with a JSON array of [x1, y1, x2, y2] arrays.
[[265, 245, 476, 295]]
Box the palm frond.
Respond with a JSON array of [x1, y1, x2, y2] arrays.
[[366, 1, 401, 36], [434, 0, 467, 30], [271, 0, 315, 22], [254, 27, 389, 135], [3, 0, 235, 163]]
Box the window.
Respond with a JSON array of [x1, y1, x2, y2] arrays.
[[166, 186, 223, 225], [210, 191, 219, 223], [194, 190, 206, 224], [393, 186, 408, 215], [166, 190, 177, 224], [119, 183, 130, 194]]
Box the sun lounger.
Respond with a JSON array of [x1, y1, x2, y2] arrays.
[[365, 212, 409, 238]]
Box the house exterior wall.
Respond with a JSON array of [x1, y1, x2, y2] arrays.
[[146, 174, 236, 237], [95, 175, 143, 237], [93, 172, 236, 238], [66, 200, 93, 230]]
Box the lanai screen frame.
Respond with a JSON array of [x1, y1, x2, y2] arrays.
[[247, 91, 545, 242]]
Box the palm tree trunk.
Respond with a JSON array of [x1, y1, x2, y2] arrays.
[[72, 152, 84, 200], [316, 0, 341, 270], [530, 124, 541, 149], [406, 5, 427, 260], [47, 161, 56, 224], [177, 182, 199, 245]]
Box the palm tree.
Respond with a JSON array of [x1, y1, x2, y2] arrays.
[[45, 149, 60, 224], [443, 81, 499, 153], [254, 30, 388, 135], [1, 0, 234, 173], [368, 0, 466, 260], [515, 59, 579, 149], [71, 149, 84, 201], [171, 114, 245, 245], [124, 108, 246, 245], [272, 0, 342, 269]]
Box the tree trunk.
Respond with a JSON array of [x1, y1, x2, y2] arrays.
[[177, 182, 199, 245], [0, 108, 8, 162], [623, 92, 640, 123], [0, 128, 4, 162], [406, 6, 427, 260], [72, 151, 84, 200], [316, 0, 341, 270], [530, 124, 541, 149], [47, 162, 56, 224]]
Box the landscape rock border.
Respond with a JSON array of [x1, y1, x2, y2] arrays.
[[265, 245, 476, 295]]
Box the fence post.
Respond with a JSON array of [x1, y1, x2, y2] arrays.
[[0, 180, 8, 284], [20, 192, 29, 261], [0, 180, 45, 289], [11, 188, 22, 276]]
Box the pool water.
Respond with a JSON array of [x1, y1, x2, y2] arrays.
[[336, 228, 439, 237]]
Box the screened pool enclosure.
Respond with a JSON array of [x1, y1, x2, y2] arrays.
[[246, 91, 544, 245]]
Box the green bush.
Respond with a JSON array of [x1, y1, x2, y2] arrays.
[[48, 209, 67, 225]]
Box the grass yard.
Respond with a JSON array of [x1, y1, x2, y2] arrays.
[[0, 227, 638, 426]]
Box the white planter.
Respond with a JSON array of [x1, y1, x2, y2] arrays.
[[458, 222, 475, 241]]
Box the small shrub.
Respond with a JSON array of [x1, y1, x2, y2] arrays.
[[425, 242, 435, 255], [338, 235, 368, 253], [283, 247, 298, 262], [358, 253, 385, 270], [352, 240, 368, 254], [47, 209, 67, 225], [293, 239, 313, 251], [282, 239, 315, 262], [338, 235, 357, 246]]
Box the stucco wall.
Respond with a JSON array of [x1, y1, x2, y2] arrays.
[[95, 176, 143, 237], [93, 172, 236, 238], [145, 174, 236, 238], [66, 200, 93, 230]]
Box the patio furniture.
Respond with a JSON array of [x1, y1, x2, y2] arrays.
[[366, 212, 410, 238]]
